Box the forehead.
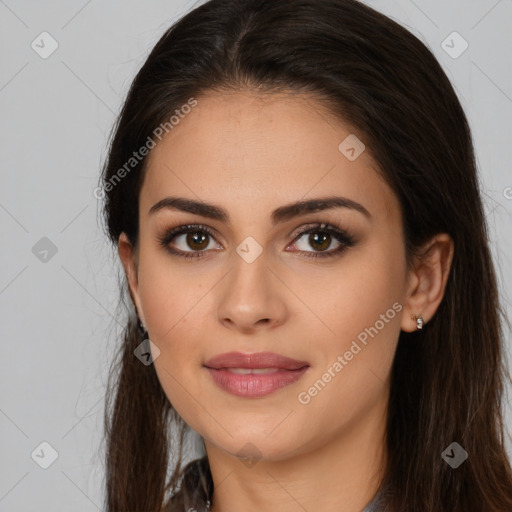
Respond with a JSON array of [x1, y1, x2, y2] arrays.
[[141, 90, 400, 225]]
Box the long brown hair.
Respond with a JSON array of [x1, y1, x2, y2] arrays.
[[99, 0, 512, 510]]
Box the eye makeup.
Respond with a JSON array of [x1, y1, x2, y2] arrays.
[[156, 221, 356, 260]]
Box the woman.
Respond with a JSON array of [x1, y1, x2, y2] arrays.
[[99, 0, 512, 510]]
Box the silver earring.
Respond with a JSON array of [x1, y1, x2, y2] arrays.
[[412, 314, 424, 330]]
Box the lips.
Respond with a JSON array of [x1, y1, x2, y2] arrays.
[[204, 351, 309, 371], [204, 351, 310, 398]]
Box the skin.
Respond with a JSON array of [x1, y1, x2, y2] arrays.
[[118, 90, 454, 512]]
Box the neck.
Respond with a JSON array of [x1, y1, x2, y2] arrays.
[[205, 397, 388, 512]]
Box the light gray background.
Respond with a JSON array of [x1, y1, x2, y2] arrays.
[[1, 0, 511, 510]]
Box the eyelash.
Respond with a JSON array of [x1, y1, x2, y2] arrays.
[[157, 222, 355, 260]]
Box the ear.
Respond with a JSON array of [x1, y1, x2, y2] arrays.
[[401, 233, 454, 332], [118, 232, 145, 323]]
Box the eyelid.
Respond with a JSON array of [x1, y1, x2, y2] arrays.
[[285, 222, 355, 254], [157, 223, 222, 248], [288, 222, 339, 242], [158, 221, 355, 259]]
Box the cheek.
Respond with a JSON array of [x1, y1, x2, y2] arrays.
[[137, 259, 211, 424], [136, 244, 210, 338], [295, 238, 405, 406], [295, 236, 405, 349]]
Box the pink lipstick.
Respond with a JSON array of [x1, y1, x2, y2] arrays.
[[204, 351, 310, 398]]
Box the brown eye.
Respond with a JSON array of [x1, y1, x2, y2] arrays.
[[294, 229, 341, 253], [158, 224, 221, 259], [287, 223, 355, 259], [307, 231, 332, 252], [185, 231, 210, 250]]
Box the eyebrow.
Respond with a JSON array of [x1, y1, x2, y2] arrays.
[[148, 195, 372, 224]]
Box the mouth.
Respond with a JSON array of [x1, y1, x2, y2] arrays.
[[204, 351, 309, 370], [204, 351, 310, 398], [219, 367, 281, 374]]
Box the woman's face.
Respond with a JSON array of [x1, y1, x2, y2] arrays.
[[123, 90, 413, 462]]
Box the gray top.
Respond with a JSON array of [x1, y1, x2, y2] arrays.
[[362, 487, 387, 512], [165, 457, 388, 511]]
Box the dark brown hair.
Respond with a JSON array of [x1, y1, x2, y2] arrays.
[[99, 0, 512, 510]]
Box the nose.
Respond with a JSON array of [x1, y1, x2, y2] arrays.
[[216, 251, 288, 334]]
